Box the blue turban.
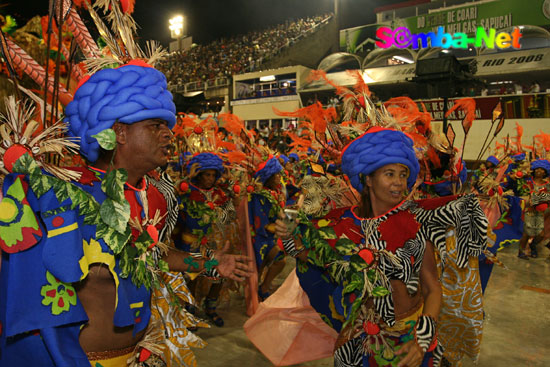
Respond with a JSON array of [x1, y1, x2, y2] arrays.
[[512, 153, 525, 162], [531, 159, 550, 175], [289, 153, 299, 162], [426, 159, 468, 196], [486, 156, 499, 166], [255, 157, 283, 184], [65, 64, 176, 163], [341, 127, 419, 192], [279, 155, 289, 165], [187, 153, 224, 179]]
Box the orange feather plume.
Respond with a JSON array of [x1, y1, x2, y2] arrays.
[[535, 131, 550, 152], [445, 98, 476, 134], [514, 122, 524, 152], [274, 102, 336, 134], [218, 113, 245, 135]]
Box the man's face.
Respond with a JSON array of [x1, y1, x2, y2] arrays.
[[121, 119, 173, 172]]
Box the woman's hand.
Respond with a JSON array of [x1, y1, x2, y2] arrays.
[[395, 340, 424, 367]]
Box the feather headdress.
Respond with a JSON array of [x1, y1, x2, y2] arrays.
[[0, 96, 80, 181]]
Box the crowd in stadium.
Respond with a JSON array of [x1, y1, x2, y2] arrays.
[[157, 13, 332, 88]]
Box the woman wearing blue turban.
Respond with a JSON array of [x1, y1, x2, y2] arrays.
[[274, 126, 489, 367]]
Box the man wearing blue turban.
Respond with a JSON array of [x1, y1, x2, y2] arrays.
[[0, 62, 251, 367]]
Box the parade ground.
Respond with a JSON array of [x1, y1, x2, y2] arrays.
[[194, 243, 550, 367]]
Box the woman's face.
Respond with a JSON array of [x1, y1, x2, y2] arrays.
[[265, 172, 281, 190], [365, 163, 409, 213], [196, 169, 217, 189], [533, 167, 547, 179]]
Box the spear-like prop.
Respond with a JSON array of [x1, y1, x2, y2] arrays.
[[477, 114, 505, 163], [475, 100, 503, 163], [444, 98, 475, 193]]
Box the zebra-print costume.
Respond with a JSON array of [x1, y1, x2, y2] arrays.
[[334, 194, 487, 367], [360, 194, 487, 329], [147, 170, 179, 242]]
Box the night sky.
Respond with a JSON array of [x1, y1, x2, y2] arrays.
[[4, 0, 402, 46]]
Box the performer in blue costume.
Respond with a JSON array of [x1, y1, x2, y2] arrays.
[[248, 156, 287, 300], [517, 159, 550, 259], [173, 152, 234, 326], [0, 62, 250, 367]]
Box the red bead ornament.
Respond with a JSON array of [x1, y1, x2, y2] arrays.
[[207, 202, 215, 210], [497, 186, 503, 195], [358, 248, 374, 265], [363, 321, 380, 335], [193, 126, 203, 134], [246, 185, 254, 193], [233, 184, 241, 194], [488, 188, 494, 196], [3, 144, 32, 173], [179, 182, 189, 192], [516, 171, 524, 178]]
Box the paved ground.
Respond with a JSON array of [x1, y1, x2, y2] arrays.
[[192, 243, 550, 367]]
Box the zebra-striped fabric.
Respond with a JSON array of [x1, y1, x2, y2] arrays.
[[147, 170, 178, 243], [281, 237, 304, 258], [362, 194, 488, 328], [415, 315, 437, 352]]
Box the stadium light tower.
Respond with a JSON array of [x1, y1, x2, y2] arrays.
[[169, 15, 184, 39]]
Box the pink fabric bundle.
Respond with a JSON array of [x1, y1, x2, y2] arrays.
[[244, 270, 337, 366]]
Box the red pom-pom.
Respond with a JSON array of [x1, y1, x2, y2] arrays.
[[180, 182, 189, 192], [146, 224, 159, 249], [516, 171, 524, 178], [488, 188, 494, 196], [363, 321, 380, 335], [497, 186, 503, 195], [246, 185, 254, 193], [194, 126, 204, 134], [3, 144, 32, 172], [233, 184, 241, 194], [207, 202, 215, 210], [139, 348, 152, 362], [358, 249, 374, 265], [201, 236, 208, 245]]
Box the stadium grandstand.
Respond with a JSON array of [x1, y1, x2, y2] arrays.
[[157, 13, 333, 91]]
